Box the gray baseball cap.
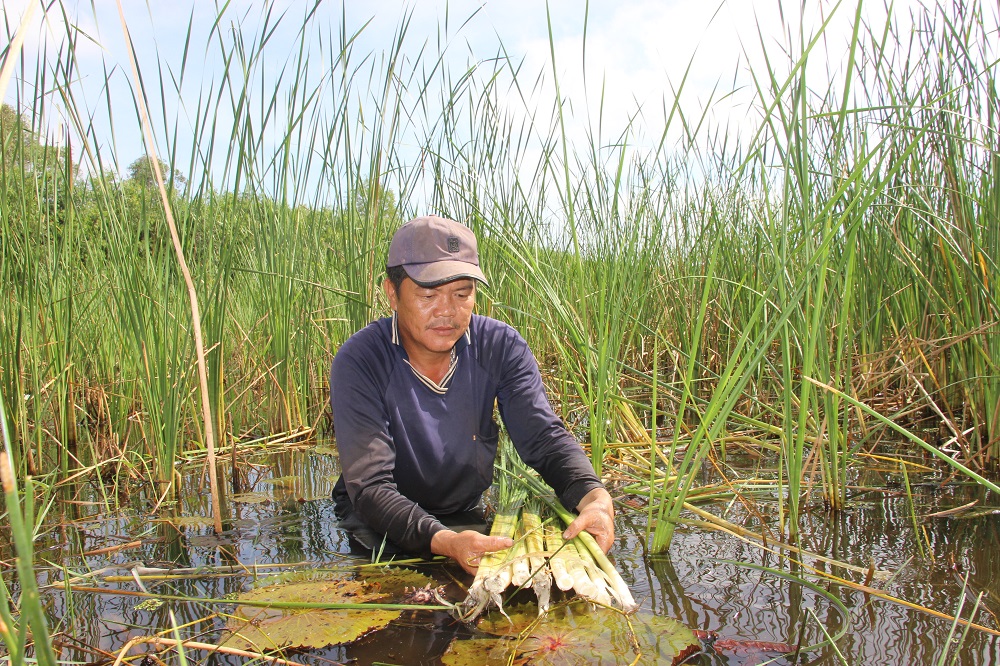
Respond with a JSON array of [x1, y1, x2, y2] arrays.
[[387, 216, 489, 287]]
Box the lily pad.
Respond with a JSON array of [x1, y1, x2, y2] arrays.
[[223, 568, 435, 651], [357, 566, 438, 597], [454, 601, 699, 665], [441, 638, 507, 665]]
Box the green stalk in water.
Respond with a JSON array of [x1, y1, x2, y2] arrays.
[[0, 393, 57, 666], [901, 462, 927, 561]]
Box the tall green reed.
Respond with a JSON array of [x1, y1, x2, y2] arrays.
[[643, 0, 998, 544], [1, 13, 84, 481], [892, 3, 1000, 464]]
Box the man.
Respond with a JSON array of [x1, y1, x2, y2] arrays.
[[330, 215, 614, 574]]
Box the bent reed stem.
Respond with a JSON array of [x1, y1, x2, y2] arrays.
[[114, 0, 223, 534]]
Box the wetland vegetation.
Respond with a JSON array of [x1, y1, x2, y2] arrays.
[[1, 0, 999, 663]]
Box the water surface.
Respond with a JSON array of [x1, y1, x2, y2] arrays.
[[5, 444, 999, 665]]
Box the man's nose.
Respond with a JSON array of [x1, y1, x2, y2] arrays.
[[433, 297, 456, 317]]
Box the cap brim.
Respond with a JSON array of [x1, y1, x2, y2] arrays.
[[404, 260, 489, 288]]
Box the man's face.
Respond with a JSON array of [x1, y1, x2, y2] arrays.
[[385, 277, 476, 358]]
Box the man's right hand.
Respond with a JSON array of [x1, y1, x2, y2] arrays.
[[430, 529, 513, 575]]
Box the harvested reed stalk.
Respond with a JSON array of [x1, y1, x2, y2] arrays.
[[522, 502, 551, 614], [509, 523, 532, 589], [562, 538, 600, 599], [483, 548, 514, 602], [567, 538, 613, 606], [461, 498, 522, 619], [573, 529, 634, 610], [545, 523, 575, 592]]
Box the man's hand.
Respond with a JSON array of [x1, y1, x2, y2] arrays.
[[431, 529, 514, 575], [563, 487, 615, 553]]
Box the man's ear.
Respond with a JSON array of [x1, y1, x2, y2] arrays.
[[383, 278, 398, 310]]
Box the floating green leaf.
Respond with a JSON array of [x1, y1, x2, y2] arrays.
[[223, 568, 435, 651], [452, 601, 699, 665], [134, 598, 164, 612], [359, 567, 438, 597]]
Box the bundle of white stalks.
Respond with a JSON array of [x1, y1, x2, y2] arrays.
[[458, 487, 637, 621], [519, 473, 639, 613]]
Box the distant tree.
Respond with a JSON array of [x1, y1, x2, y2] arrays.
[[1, 104, 33, 167], [117, 156, 191, 258], [1, 104, 77, 179], [126, 156, 187, 191]]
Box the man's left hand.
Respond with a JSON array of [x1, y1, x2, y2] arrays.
[[563, 487, 615, 553]]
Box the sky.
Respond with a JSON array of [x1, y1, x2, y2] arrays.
[[1, 0, 933, 196]]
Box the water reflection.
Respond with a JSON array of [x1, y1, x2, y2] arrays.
[[618, 483, 1000, 664], [8, 444, 1000, 665]]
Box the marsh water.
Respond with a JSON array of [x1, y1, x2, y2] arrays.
[[7, 444, 1000, 665]]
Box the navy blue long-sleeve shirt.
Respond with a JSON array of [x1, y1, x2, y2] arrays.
[[329, 313, 602, 555]]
